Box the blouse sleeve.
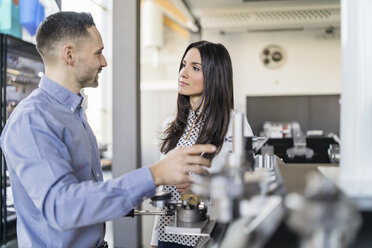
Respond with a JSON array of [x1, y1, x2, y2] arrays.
[[243, 112, 254, 137]]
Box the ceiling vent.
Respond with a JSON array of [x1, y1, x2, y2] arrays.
[[242, 0, 289, 1], [199, 7, 340, 32]]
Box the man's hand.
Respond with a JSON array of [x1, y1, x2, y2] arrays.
[[149, 144, 216, 186], [176, 183, 191, 194]]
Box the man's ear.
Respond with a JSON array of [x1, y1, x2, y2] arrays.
[[62, 44, 75, 65]]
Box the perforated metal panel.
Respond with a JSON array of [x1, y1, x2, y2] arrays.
[[254, 9, 333, 22], [199, 8, 340, 31]]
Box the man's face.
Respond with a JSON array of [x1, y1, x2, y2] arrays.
[[73, 26, 107, 88]]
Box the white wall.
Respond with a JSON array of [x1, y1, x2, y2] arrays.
[[140, 21, 189, 167], [203, 28, 341, 113]]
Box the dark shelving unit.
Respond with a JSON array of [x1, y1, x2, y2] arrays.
[[0, 34, 44, 244]]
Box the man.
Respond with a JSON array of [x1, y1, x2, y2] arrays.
[[0, 11, 216, 247]]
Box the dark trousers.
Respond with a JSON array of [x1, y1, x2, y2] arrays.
[[158, 240, 192, 248], [96, 241, 108, 248]]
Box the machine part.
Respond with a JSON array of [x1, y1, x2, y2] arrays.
[[227, 112, 249, 170], [255, 154, 277, 169], [125, 209, 166, 217], [165, 219, 216, 248], [191, 113, 286, 226], [327, 132, 340, 144], [152, 195, 214, 248], [125, 192, 173, 218], [178, 205, 208, 223], [208, 174, 242, 223], [232, 112, 245, 159], [165, 218, 210, 235], [252, 136, 269, 153], [286, 122, 314, 159], [125, 202, 177, 218], [245, 137, 256, 171], [181, 193, 199, 207], [262, 121, 292, 138], [254, 154, 286, 196], [327, 143, 340, 164], [260, 144, 274, 155], [220, 196, 285, 248], [286, 173, 361, 248], [190, 173, 210, 197], [150, 191, 172, 208]]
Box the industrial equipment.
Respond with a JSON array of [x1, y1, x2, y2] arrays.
[[136, 112, 366, 247]]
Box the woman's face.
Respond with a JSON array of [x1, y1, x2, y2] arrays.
[[178, 48, 204, 98]]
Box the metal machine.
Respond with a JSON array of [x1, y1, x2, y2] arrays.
[[189, 112, 360, 247], [126, 190, 215, 247], [133, 112, 362, 247], [258, 121, 340, 164], [191, 113, 287, 248]]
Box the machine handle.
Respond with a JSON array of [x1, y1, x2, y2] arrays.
[[125, 209, 135, 217], [125, 209, 166, 217]]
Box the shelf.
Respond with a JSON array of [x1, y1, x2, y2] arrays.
[[1, 33, 43, 244]]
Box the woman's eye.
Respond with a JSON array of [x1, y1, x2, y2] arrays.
[[193, 66, 200, 71]]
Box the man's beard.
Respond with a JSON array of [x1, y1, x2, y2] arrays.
[[75, 67, 99, 88], [79, 76, 98, 88], [82, 78, 98, 88]]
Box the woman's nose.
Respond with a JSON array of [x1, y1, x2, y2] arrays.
[[180, 67, 188, 78]]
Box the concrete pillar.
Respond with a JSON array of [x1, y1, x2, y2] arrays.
[[340, 0, 372, 199], [112, 0, 141, 247]]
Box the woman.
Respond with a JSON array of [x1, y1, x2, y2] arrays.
[[151, 40, 253, 248]]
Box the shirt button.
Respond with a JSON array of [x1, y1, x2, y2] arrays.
[[70, 107, 74, 112], [96, 173, 100, 178]]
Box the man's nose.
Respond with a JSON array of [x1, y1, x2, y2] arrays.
[[101, 54, 108, 67]]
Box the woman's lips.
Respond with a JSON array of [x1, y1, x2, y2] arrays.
[[179, 81, 188, 86]]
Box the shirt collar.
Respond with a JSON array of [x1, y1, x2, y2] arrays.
[[39, 77, 83, 113], [189, 109, 202, 118]]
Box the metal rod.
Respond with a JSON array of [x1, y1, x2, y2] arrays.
[[133, 210, 166, 216]]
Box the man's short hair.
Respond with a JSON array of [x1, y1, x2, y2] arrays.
[[36, 11, 95, 61]]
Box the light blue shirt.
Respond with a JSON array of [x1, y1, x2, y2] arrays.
[[0, 77, 156, 247]]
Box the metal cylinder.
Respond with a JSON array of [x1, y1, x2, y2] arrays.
[[177, 207, 207, 223]]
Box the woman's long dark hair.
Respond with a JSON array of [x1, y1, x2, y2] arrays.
[[160, 41, 234, 159]]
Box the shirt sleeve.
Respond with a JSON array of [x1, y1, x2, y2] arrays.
[[0, 113, 156, 231]]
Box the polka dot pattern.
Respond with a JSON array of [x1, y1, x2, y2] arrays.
[[158, 110, 205, 247]]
